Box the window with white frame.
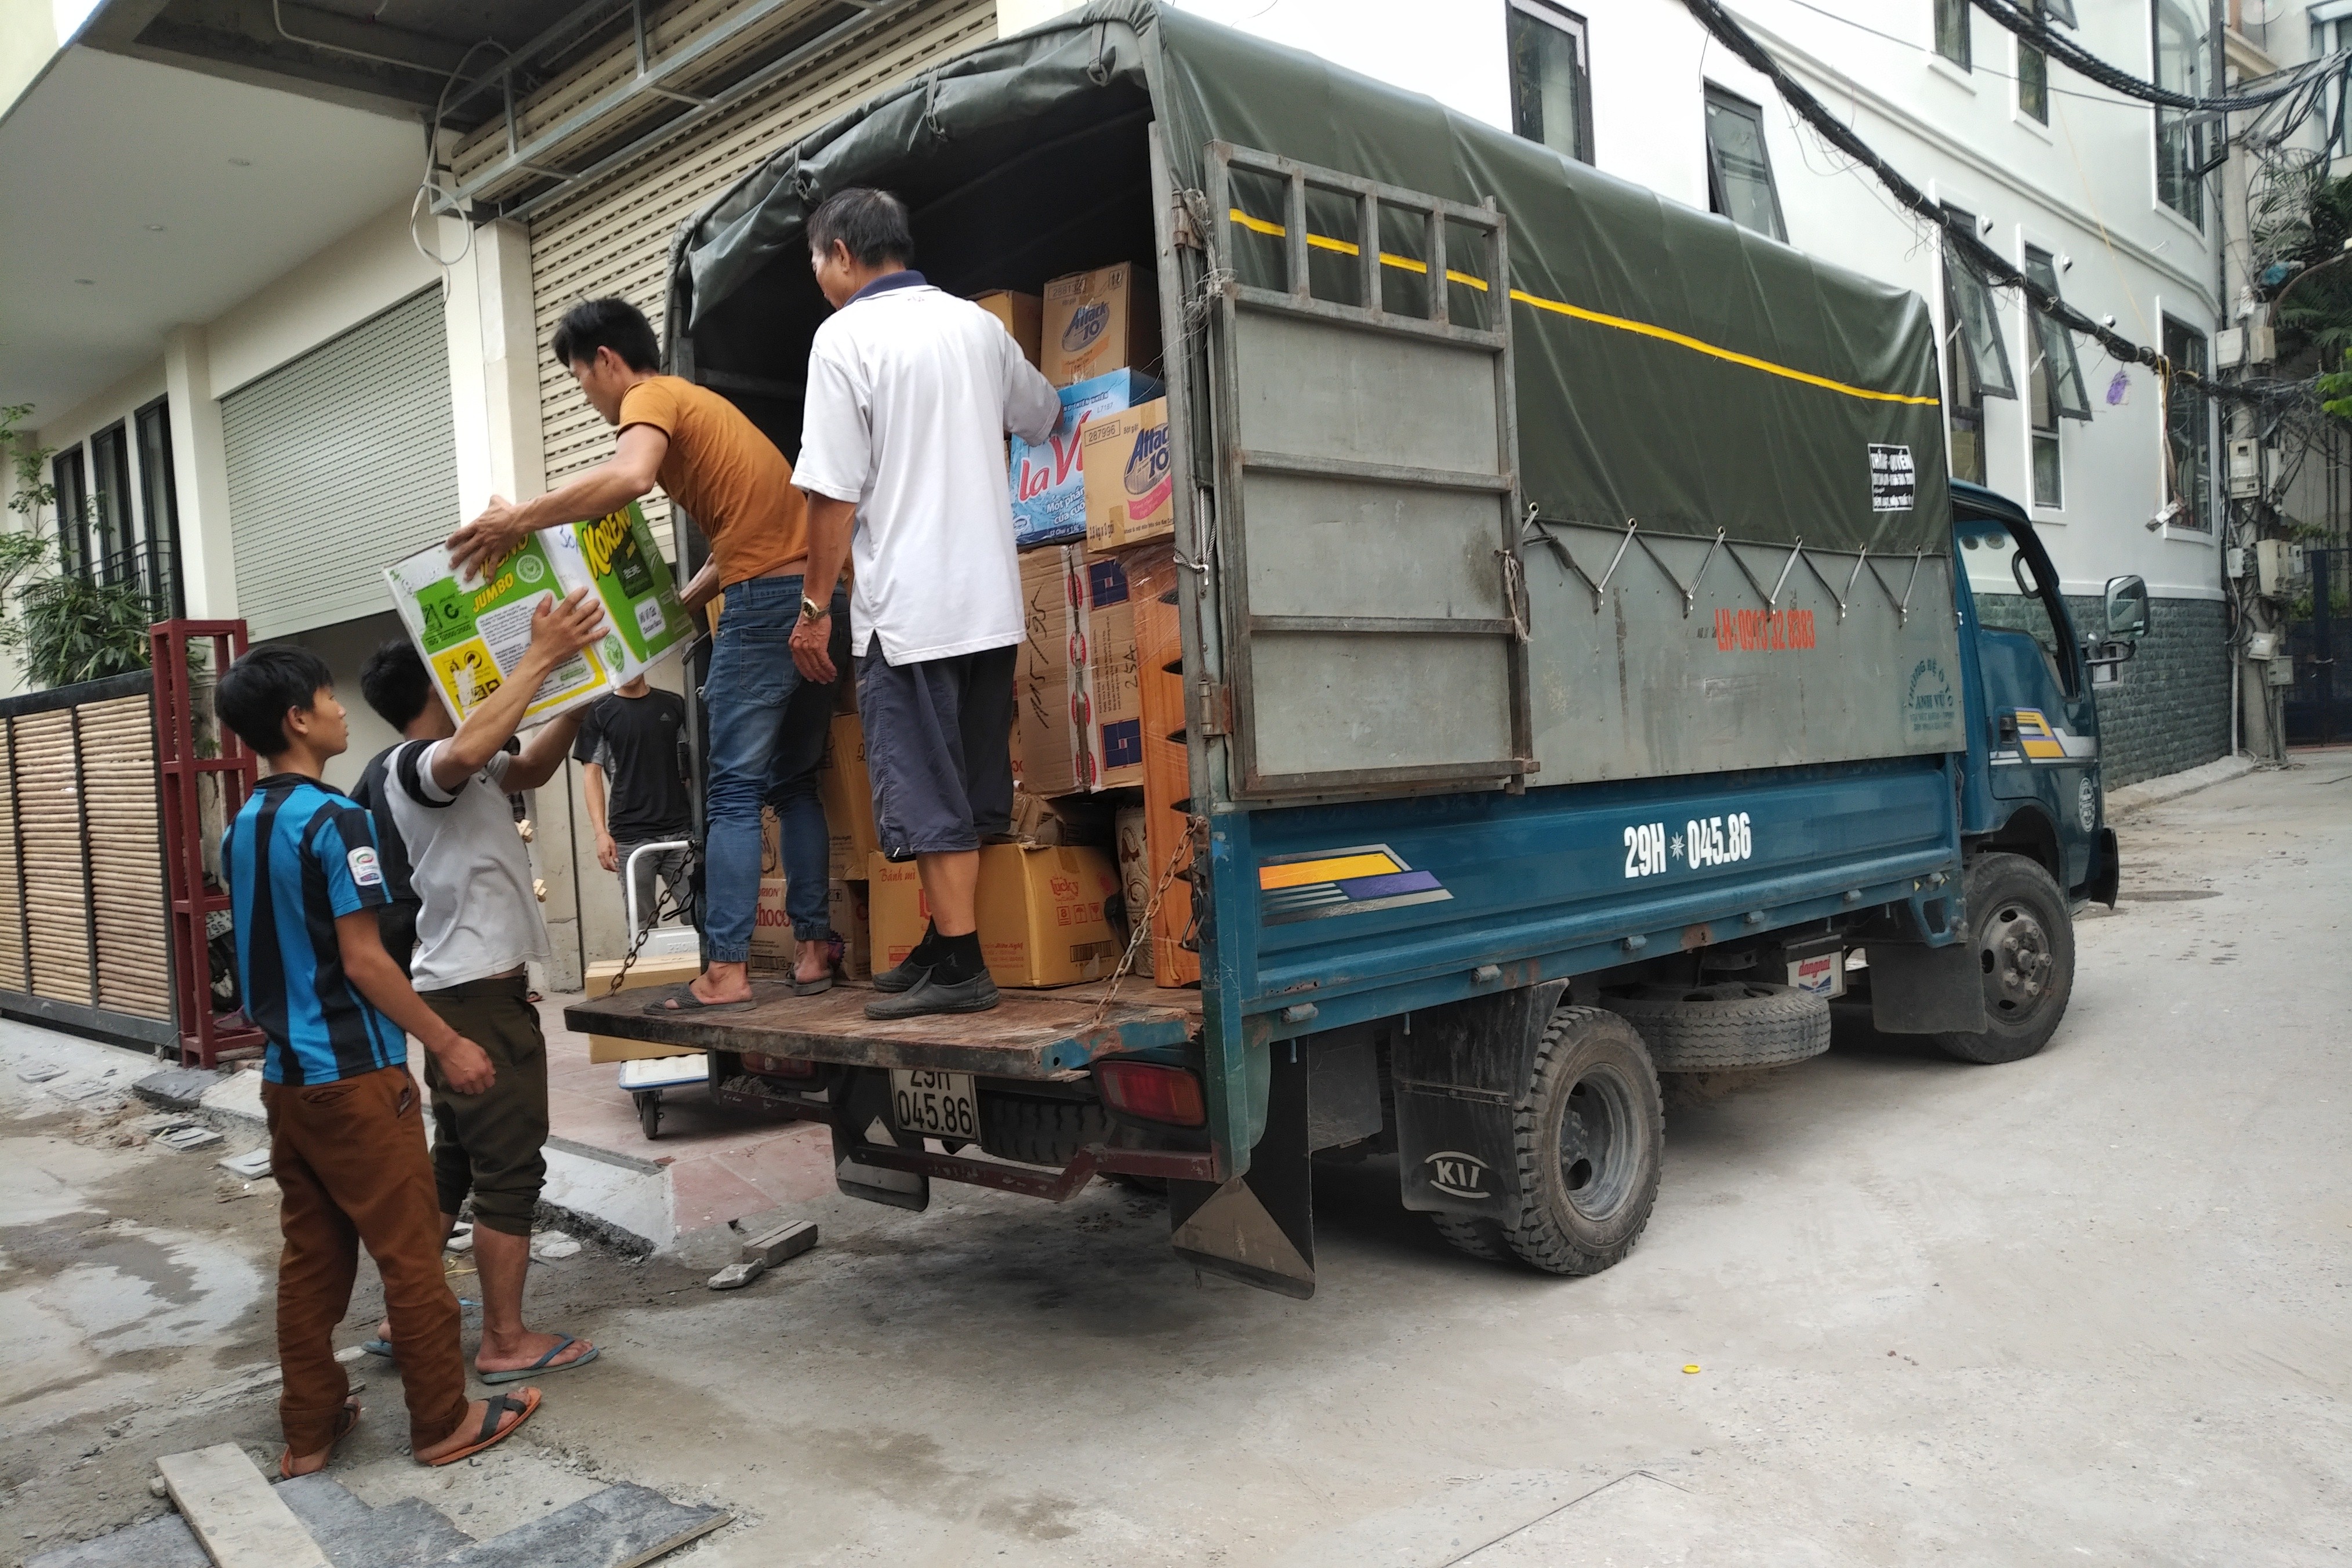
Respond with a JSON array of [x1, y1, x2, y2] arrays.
[[2154, 0, 2208, 226], [2162, 317, 2214, 530], [2018, 0, 2050, 122], [2024, 246, 2092, 507], [1934, 0, 1971, 68], [1508, 1, 1593, 165], [2314, 9, 2352, 158], [1704, 86, 1787, 241]]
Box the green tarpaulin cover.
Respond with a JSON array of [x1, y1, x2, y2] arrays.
[[666, 0, 1950, 557]]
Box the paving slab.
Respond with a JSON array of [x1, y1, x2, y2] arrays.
[[132, 1068, 223, 1112]]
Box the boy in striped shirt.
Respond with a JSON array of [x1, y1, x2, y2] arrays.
[[215, 643, 544, 1475]]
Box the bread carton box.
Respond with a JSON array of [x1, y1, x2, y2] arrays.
[[1041, 262, 1161, 387], [749, 876, 792, 967], [972, 290, 1043, 366], [384, 500, 689, 729], [868, 845, 1121, 988], [1010, 369, 1163, 551], [816, 712, 879, 879], [1083, 398, 1173, 551]]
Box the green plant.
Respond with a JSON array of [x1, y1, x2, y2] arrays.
[[0, 402, 153, 689]]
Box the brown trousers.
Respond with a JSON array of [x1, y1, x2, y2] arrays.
[[264, 1064, 470, 1454]]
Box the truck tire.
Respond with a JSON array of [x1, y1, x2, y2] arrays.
[[1599, 981, 1832, 1071], [1430, 1215, 1512, 1262], [1454, 1004, 1664, 1276], [1932, 852, 2074, 1065], [977, 1095, 1110, 1167]]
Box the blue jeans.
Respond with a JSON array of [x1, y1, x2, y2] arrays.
[[700, 575, 848, 964]]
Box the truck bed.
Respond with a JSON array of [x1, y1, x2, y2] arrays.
[[565, 977, 1202, 1080]]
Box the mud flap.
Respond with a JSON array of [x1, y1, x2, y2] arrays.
[[829, 1069, 930, 1211], [1391, 981, 1568, 1221], [1168, 1051, 1315, 1298], [1867, 942, 1989, 1035]]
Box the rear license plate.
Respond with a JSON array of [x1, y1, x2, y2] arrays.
[[890, 1069, 978, 1142]]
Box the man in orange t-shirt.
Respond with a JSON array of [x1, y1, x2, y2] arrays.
[[448, 297, 847, 1011]]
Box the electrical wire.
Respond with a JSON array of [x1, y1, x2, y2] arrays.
[[1767, 0, 2151, 110], [1680, 0, 2272, 409], [1969, 0, 2349, 112], [409, 35, 514, 270]]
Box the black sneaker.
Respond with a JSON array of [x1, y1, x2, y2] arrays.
[[863, 970, 1001, 1020], [869, 956, 934, 994]]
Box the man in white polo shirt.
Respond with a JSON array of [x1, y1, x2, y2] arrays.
[[789, 187, 1062, 1019]]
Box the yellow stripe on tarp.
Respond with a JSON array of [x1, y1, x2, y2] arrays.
[[1259, 852, 1403, 891], [1226, 208, 1939, 409]]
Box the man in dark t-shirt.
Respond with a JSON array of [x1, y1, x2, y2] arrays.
[[574, 677, 694, 934], [352, 743, 423, 977]]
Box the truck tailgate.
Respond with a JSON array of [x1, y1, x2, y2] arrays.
[[564, 979, 1201, 1080]]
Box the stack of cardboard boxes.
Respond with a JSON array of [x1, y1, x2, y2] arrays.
[[754, 260, 1195, 994]]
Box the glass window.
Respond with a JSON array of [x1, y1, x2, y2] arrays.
[[89, 423, 133, 586], [2317, 17, 2352, 159], [2023, 246, 2090, 509], [2018, 0, 2049, 122], [1704, 87, 1787, 242], [2155, 0, 2207, 227], [2162, 317, 2213, 531], [1959, 515, 2078, 697], [1508, 1, 1593, 165], [135, 399, 184, 618], [50, 446, 88, 579], [1934, 0, 1971, 68]]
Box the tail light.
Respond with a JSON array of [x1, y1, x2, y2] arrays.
[[1094, 1060, 1206, 1127], [740, 1051, 815, 1079]]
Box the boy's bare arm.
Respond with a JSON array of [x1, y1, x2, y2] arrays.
[[505, 709, 584, 793], [429, 588, 608, 793], [335, 911, 495, 1094]]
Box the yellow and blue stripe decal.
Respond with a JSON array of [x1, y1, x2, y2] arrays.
[[1259, 844, 1454, 925], [1992, 709, 2099, 766], [1226, 209, 1939, 409]]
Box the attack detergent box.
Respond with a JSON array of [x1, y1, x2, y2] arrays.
[[383, 501, 691, 729], [1082, 397, 1173, 551], [1010, 369, 1162, 550]]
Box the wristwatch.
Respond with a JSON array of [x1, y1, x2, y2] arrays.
[[798, 597, 830, 623]]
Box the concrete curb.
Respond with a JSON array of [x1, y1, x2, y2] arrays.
[[2104, 753, 2260, 819]]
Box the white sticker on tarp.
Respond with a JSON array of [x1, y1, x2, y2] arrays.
[[1870, 444, 1917, 511]]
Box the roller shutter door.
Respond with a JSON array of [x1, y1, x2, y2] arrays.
[[221, 289, 460, 639], [526, 0, 997, 556]]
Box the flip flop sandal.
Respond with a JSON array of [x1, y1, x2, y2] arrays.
[[477, 1333, 600, 1385], [792, 974, 834, 997], [360, 1338, 397, 1362], [640, 986, 754, 1015], [421, 1388, 540, 1468], [278, 1396, 360, 1481]]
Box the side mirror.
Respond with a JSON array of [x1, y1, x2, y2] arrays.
[[2104, 575, 2150, 641]]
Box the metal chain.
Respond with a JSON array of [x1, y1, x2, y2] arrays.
[[1086, 820, 1202, 1032], [602, 876, 692, 997]]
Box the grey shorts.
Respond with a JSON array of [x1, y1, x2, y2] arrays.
[[857, 643, 1017, 859]]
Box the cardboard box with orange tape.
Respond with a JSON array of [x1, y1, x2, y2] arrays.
[[868, 845, 1121, 989]]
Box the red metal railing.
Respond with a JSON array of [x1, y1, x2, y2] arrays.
[[151, 619, 266, 1069]]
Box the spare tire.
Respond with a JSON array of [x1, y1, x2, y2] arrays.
[[977, 1094, 1110, 1167], [1600, 980, 1831, 1071]]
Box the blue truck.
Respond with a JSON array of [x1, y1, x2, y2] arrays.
[[570, 2, 2144, 1296]]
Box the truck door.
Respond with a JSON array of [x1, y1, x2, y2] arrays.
[[1957, 511, 2096, 883], [1202, 143, 1533, 798]]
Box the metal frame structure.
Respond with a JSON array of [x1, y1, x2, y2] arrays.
[[1202, 141, 1533, 799], [151, 620, 266, 1069]]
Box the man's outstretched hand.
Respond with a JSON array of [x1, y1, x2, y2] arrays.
[[531, 587, 610, 666], [449, 496, 528, 580]]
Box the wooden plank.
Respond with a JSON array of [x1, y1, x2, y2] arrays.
[[1126, 545, 1202, 989], [155, 1443, 332, 1568], [567, 976, 1200, 1078]]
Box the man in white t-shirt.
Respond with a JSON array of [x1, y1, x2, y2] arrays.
[[789, 187, 1062, 1019], [357, 592, 607, 1388]]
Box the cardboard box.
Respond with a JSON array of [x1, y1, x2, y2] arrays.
[[817, 712, 879, 879], [1010, 369, 1163, 551], [1126, 542, 1202, 989], [749, 875, 793, 967], [972, 289, 1043, 366], [1083, 398, 1173, 551], [583, 951, 705, 1062], [868, 846, 1123, 988], [832, 879, 872, 981], [1114, 805, 1155, 981], [1010, 789, 1115, 847], [1041, 262, 1160, 387], [385, 500, 689, 729], [1017, 548, 1142, 796], [760, 805, 782, 876]]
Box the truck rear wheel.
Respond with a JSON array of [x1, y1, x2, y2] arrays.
[[977, 1094, 1110, 1167], [1933, 852, 2074, 1065], [1599, 981, 1831, 1070], [1448, 1004, 1663, 1276]]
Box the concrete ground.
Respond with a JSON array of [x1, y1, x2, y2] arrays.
[[2, 760, 2346, 1566]]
